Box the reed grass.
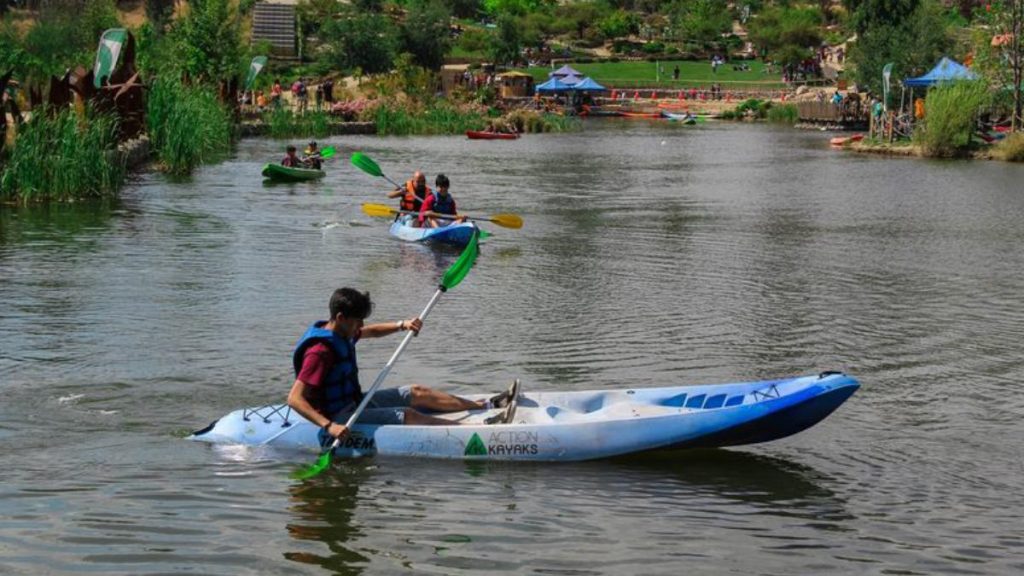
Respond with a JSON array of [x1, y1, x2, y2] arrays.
[[916, 81, 990, 158], [261, 108, 332, 139], [147, 79, 233, 175], [991, 132, 1024, 162], [766, 103, 798, 124], [371, 104, 487, 136], [0, 107, 124, 203], [504, 110, 582, 133]]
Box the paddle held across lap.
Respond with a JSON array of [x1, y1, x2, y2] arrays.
[[361, 203, 523, 229]]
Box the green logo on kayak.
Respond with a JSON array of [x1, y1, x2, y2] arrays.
[[464, 433, 487, 456]]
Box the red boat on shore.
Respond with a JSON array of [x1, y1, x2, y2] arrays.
[[619, 111, 663, 119], [466, 130, 520, 140]]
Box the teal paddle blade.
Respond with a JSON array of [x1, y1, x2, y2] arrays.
[[440, 230, 480, 290], [350, 152, 382, 177], [291, 450, 332, 480]]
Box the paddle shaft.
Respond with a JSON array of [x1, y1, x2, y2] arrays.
[[326, 288, 446, 450], [391, 207, 462, 221]]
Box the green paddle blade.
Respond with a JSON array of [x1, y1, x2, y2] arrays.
[[351, 152, 383, 177], [440, 230, 480, 290], [319, 146, 336, 159], [291, 449, 333, 480]]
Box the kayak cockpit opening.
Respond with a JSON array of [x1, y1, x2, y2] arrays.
[[190, 419, 219, 438]]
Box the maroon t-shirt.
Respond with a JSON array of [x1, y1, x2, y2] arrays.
[[297, 342, 334, 388]]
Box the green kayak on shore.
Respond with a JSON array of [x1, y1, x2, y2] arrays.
[[261, 163, 325, 182]]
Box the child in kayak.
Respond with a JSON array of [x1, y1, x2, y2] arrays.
[[287, 288, 519, 442], [419, 174, 467, 228], [303, 140, 322, 170]]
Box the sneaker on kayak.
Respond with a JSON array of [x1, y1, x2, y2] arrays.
[[484, 390, 518, 425], [489, 379, 520, 409]]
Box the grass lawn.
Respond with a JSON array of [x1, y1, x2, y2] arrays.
[[516, 60, 785, 89]]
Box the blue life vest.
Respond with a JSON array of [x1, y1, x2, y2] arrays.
[[292, 321, 360, 415], [430, 192, 456, 215]]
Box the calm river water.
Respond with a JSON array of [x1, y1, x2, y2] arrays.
[[2, 121, 1023, 575]]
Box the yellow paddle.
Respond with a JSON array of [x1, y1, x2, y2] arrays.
[[361, 202, 523, 229]]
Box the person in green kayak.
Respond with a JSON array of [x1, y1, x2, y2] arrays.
[[303, 140, 322, 170], [281, 145, 301, 168], [419, 174, 467, 228], [287, 288, 519, 442]]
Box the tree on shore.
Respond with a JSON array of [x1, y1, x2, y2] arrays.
[[845, 0, 952, 95], [173, 0, 244, 84], [320, 10, 399, 74], [974, 0, 1024, 131], [747, 6, 823, 69], [401, 0, 453, 71]]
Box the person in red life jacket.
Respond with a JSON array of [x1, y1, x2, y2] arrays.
[[287, 288, 520, 441], [419, 174, 467, 228], [281, 145, 300, 167], [386, 171, 431, 224]]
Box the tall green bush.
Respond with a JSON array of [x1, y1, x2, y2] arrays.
[[916, 80, 990, 157], [0, 107, 124, 203], [147, 79, 233, 175]]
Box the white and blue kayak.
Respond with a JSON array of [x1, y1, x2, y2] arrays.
[[189, 371, 858, 461], [388, 215, 480, 247], [661, 111, 698, 124]]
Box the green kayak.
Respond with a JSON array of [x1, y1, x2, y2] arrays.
[[261, 163, 325, 182]]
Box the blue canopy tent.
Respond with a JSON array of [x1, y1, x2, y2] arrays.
[[560, 74, 583, 86], [535, 76, 575, 92], [571, 77, 607, 91], [550, 65, 582, 79], [903, 57, 978, 87]]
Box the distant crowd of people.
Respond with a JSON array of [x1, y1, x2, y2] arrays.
[[240, 77, 336, 113]]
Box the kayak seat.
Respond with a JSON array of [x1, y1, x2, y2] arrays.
[[659, 393, 687, 407], [658, 392, 745, 409], [703, 394, 727, 409]]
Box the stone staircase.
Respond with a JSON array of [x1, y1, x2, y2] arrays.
[[251, 2, 298, 59]]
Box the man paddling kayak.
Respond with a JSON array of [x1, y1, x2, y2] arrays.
[[287, 288, 518, 442], [386, 171, 431, 224]]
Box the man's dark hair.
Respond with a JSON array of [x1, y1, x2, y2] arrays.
[[435, 173, 450, 188], [330, 288, 373, 320], [286, 145, 296, 153]]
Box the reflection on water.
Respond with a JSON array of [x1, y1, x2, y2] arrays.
[[286, 470, 368, 576], [2, 122, 1024, 574]]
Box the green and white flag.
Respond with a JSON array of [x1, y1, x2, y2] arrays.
[[882, 62, 894, 111], [93, 28, 128, 88], [245, 56, 268, 91]]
